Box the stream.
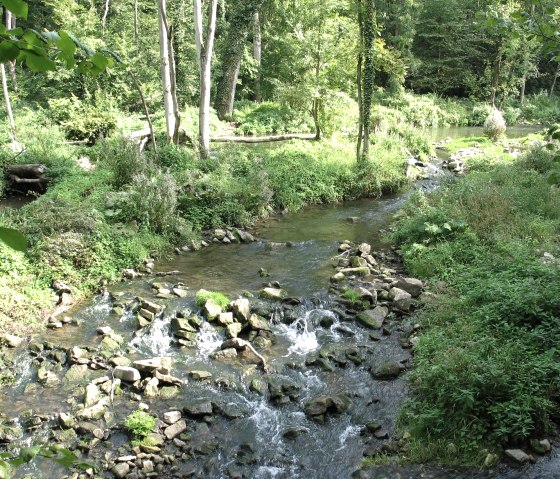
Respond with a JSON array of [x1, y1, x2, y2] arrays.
[[0, 126, 557, 479]]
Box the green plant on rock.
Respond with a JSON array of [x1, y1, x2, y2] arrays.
[[195, 290, 230, 309], [124, 410, 156, 440]]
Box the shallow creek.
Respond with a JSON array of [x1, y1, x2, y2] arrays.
[[0, 127, 557, 479]]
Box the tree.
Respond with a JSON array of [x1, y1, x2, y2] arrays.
[[194, 0, 218, 159], [357, 0, 376, 162], [158, 0, 180, 143], [214, 0, 264, 120]]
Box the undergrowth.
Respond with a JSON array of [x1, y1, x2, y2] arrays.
[[392, 145, 560, 465]]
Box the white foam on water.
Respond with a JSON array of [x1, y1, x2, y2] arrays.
[[248, 400, 283, 443], [130, 316, 172, 356], [13, 354, 33, 389], [254, 466, 286, 479], [336, 424, 362, 451], [196, 321, 223, 358]]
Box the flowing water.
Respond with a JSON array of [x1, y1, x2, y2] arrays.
[[0, 129, 557, 479]]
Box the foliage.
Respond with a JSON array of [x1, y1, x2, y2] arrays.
[[393, 147, 560, 463], [0, 226, 26, 251], [0, 445, 94, 478], [232, 101, 313, 136], [124, 410, 156, 439], [48, 94, 118, 143], [195, 290, 230, 309], [483, 108, 507, 141]]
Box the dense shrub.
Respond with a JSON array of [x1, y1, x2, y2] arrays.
[[393, 147, 560, 464], [232, 101, 313, 136], [484, 108, 507, 141]]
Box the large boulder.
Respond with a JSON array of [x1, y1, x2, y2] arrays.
[[395, 278, 423, 298], [202, 300, 223, 321], [388, 287, 412, 311], [356, 306, 388, 329], [230, 298, 250, 322], [304, 395, 350, 417]]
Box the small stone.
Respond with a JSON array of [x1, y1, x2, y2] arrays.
[[484, 453, 500, 467], [113, 366, 141, 382], [356, 306, 388, 329], [202, 300, 222, 320], [188, 370, 212, 380], [505, 449, 532, 464], [142, 300, 163, 314], [111, 462, 130, 478], [211, 348, 238, 360], [226, 323, 243, 339], [358, 243, 371, 255], [163, 411, 182, 424], [216, 312, 234, 325], [339, 267, 370, 277], [230, 298, 250, 322], [133, 357, 172, 375], [259, 288, 287, 301], [84, 384, 101, 408], [184, 401, 213, 417], [164, 420, 187, 440], [330, 272, 346, 282], [1, 334, 23, 348], [173, 288, 188, 298], [248, 314, 271, 331], [144, 377, 159, 397], [372, 361, 403, 379]]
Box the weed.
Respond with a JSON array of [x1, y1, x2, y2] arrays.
[[124, 410, 156, 439], [195, 290, 230, 309]]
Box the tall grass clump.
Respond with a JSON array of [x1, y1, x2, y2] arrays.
[[393, 146, 560, 465]]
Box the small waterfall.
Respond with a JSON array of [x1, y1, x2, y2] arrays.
[[12, 353, 33, 389], [130, 316, 172, 356], [278, 309, 338, 356], [196, 322, 223, 358]]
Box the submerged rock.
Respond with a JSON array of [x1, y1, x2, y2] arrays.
[[304, 395, 350, 417], [372, 361, 403, 379]]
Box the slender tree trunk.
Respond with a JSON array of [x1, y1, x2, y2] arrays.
[[520, 74, 526, 105], [1, 63, 16, 144], [356, 0, 364, 162], [158, 0, 176, 142], [253, 10, 262, 103], [550, 64, 559, 97], [129, 72, 157, 156], [133, 0, 139, 49], [102, 0, 110, 33], [168, 25, 181, 143], [193, 0, 203, 69], [5, 10, 17, 92], [195, 0, 219, 159]]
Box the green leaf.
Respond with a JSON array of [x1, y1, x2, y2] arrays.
[[547, 173, 559, 185], [0, 41, 19, 62], [0, 459, 12, 479], [0, 227, 27, 251], [91, 51, 109, 70], [24, 52, 55, 72], [1, 0, 28, 19], [9, 446, 41, 467]]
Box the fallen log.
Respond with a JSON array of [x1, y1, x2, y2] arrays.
[[211, 133, 317, 143], [6, 164, 46, 177]]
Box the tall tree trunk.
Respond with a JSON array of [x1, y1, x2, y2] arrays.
[[102, 0, 110, 33], [550, 64, 559, 97], [168, 25, 181, 143], [253, 10, 262, 103], [5, 10, 17, 92], [1, 63, 16, 144], [356, 0, 364, 162], [195, 0, 219, 159], [358, 0, 376, 163], [158, 0, 176, 142], [215, 0, 264, 120], [520, 73, 526, 105], [133, 0, 139, 49]]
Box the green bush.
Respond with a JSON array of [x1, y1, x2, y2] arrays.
[[124, 410, 156, 439], [48, 94, 118, 143], [94, 136, 148, 189], [233, 101, 313, 136]]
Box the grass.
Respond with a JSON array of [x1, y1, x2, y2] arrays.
[[124, 410, 156, 440], [392, 145, 560, 465], [195, 290, 230, 310]]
